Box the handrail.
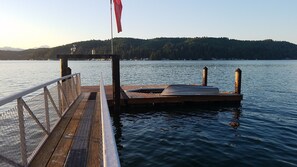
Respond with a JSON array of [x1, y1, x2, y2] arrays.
[[100, 73, 121, 167], [0, 73, 81, 167], [0, 73, 79, 106]]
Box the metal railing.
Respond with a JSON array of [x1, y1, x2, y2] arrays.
[[100, 74, 121, 167], [0, 73, 81, 167]]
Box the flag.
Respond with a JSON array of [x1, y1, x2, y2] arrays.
[[113, 0, 122, 33]]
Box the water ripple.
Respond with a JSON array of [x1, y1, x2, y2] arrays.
[[1, 60, 297, 166]]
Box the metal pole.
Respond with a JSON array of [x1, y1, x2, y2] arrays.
[[17, 98, 28, 166], [77, 74, 81, 94], [74, 75, 78, 97], [110, 0, 114, 54], [66, 78, 74, 102], [44, 87, 50, 133], [57, 81, 62, 114]]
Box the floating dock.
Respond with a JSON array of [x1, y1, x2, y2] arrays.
[[29, 84, 242, 166], [83, 85, 243, 107], [58, 54, 243, 111], [0, 54, 243, 167]]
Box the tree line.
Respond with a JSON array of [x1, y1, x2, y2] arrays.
[[1, 37, 297, 60]]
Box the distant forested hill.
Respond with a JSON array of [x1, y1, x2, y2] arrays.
[[1, 37, 297, 60]]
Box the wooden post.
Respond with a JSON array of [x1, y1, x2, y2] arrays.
[[202, 66, 208, 86], [235, 68, 242, 94], [112, 55, 120, 112], [60, 58, 68, 77]]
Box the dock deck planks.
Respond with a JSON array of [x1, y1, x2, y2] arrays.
[[29, 93, 87, 167], [87, 93, 103, 167], [64, 93, 96, 167], [46, 92, 90, 167], [30, 84, 242, 167], [29, 92, 103, 167]]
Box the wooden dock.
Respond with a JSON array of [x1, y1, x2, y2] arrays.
[[83, 85, 243, 108], [28, 54, 243, 167], [29, 84, 242, 166], [29, 92, 103, 167], [58, 54, 243, 111], [0, 54, 243, 167]]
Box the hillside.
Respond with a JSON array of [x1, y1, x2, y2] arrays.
[[1, 37, 297, 60]]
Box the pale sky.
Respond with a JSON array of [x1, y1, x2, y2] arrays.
[[1, 0, 297, 49]]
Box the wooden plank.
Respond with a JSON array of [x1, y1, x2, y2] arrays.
[[29, 93, 85, 167], [87, 93, 103, 167], [45, 93, 90, 167], [64, 93, 96, 167]]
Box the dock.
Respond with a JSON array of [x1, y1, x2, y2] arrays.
[[29, 84, 241, 166], [0, 54, 243, 167], [29, 78, 121, 167], [83, 85, 243, 107]]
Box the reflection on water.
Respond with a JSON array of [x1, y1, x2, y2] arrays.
[[113, 106, 245, 167], [112, 113, 123, 152], [1, 60, 297, 166], [229, 108, 241, 129]]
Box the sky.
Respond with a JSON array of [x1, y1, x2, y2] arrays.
[[1, 0, 297, 49]]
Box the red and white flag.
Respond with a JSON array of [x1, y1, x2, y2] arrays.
[[113, 0, 122, 33]]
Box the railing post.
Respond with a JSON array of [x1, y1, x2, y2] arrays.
[[75, 74, 79, 95], [202, 66, 208, 86], [64, 79, 69, 107], [77, 74, 81, 94], [66, 78, 74, 102], [72, 77, 76, 99], [235, 68, 242, 94], [112, 55, 120, 113], [44, 87, 50, 133], [57, 81, 62, 114], [57, 81, 69, 113], [71, 76, 78, 98], [17, 98, 28, 166]]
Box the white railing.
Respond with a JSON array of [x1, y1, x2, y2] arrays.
[[0, 73, 81, 167], [100, 74, 121, 167]]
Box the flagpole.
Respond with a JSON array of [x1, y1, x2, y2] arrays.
[[110, 0, 114, 54]]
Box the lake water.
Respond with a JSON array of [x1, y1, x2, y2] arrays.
[[0, 60, 297, 166]]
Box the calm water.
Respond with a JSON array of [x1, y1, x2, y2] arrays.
[[1, 60, 297, 166]]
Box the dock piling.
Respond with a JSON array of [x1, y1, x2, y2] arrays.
[[112, 55, 121, 113], [60, 58, 68, 77], [235, 68, 242, 94], [202, 66, 208, 86], [58, 54, 122, 113], [60, 58, 72, 77]]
